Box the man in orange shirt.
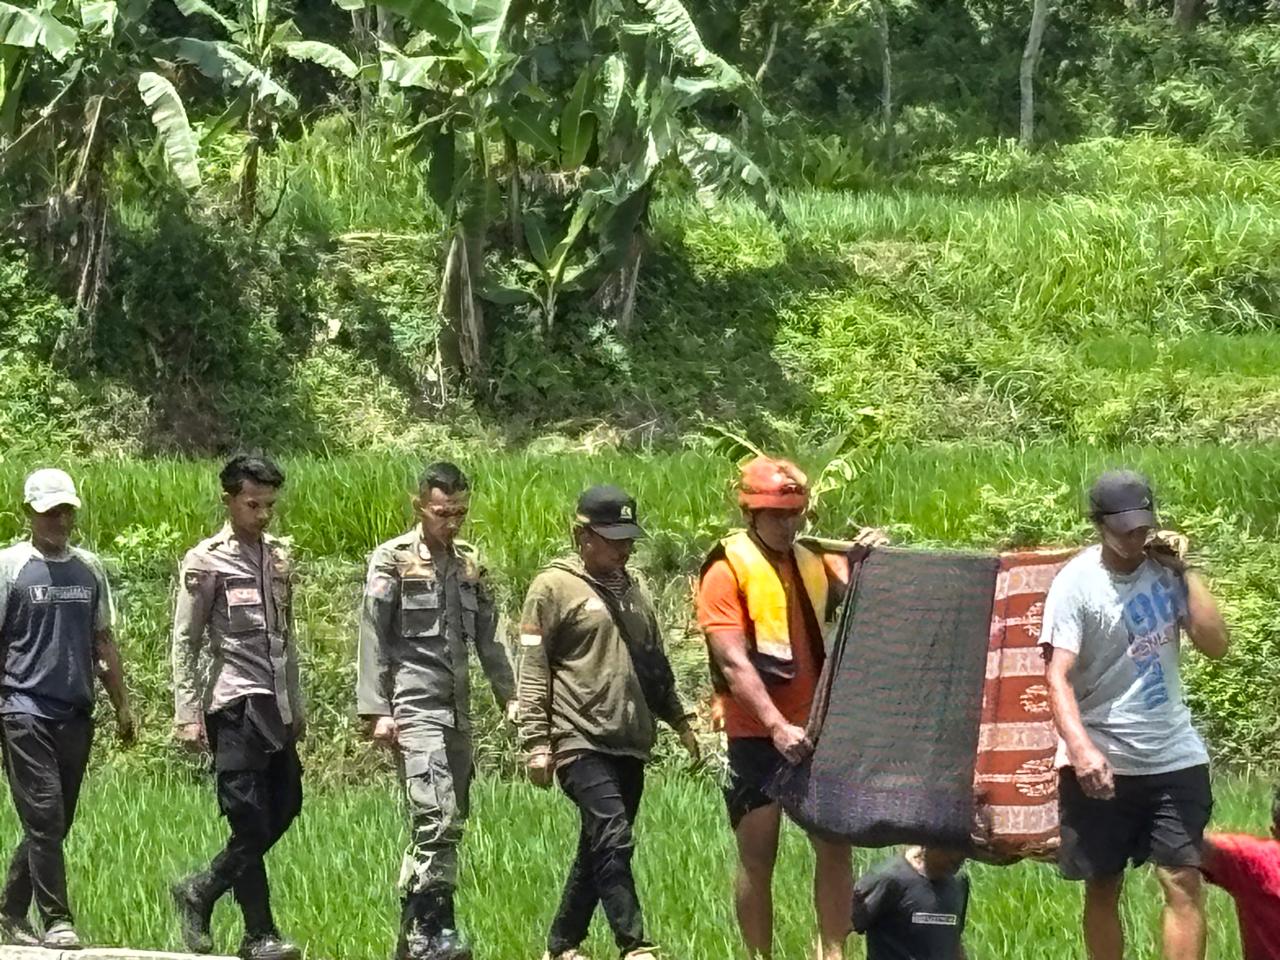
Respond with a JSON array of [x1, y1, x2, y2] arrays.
[[698, 457, 885, 960]]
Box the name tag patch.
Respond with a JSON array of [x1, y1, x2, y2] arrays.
[[28, 585, 93, 604], [911, 912, 958, 926], [227, 586, 263, 607]]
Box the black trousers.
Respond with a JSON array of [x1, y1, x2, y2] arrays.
[[198, 699, 303, 938], [0, 712, 93, 926], [548, 752, 649, 956]]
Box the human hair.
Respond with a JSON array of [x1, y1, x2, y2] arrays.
[[418, 461, 470, 497], [220, 454, 285, 495]]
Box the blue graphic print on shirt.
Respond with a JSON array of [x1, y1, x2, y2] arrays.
[[1121, 575, 1185, 712]]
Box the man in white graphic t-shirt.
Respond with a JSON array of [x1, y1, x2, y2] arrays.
[[1043, 469, 1230, 960]]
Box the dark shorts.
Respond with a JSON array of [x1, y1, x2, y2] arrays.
[[724, 737, 788, 829], [1058, 764, 1212, 881]]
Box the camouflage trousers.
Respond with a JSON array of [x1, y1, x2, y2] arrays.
[[396, 721, 473, 894]]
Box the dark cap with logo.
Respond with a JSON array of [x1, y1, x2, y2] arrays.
[[576, 484, 646, 541], [1089, 469, 1158, 533]]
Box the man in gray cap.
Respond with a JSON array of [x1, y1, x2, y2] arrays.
[[0, 468, 135, 949], [1043, 469, 1230, 960], [518, 484, 699, 960]]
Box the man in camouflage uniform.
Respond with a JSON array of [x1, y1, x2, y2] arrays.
[[170, 455, 305, 960], [358, 462, 515, 960]]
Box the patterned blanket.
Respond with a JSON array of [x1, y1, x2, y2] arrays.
[[766, 545, 1076, 857], [971, 548, 1076, 861], [771, 548, 999, 848]]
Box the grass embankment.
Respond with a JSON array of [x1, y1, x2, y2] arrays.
[[0, 444, 1276, 772], [27, 771, 1265, 960], [5, 137, 1280, 454]]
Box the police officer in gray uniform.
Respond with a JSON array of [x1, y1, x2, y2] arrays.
[[358, 462, 515, 960]]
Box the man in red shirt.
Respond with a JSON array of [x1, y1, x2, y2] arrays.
[[698, 457, 884, 960], [1201, 788, 1280, 960]]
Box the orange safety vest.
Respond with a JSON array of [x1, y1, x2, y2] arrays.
[[719, 531, 830, 663], [702, 531, 833, 729]]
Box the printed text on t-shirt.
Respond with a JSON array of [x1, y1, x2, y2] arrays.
[[1121, 576, 1183, 711]]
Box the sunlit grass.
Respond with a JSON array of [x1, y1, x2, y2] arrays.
[[24, 771, 1263, 959]]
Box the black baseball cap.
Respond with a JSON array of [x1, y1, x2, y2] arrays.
[[1089, 469, 1158, 533], [576, 485, 646, 541]]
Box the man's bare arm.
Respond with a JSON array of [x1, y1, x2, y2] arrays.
[[95, 630, 136, 745], [1183, 572, 1229, 659], [1045, 647, 1112, 799], [707, 629, 809, 762]]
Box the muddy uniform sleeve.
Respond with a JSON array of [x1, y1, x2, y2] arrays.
[[357, 550, 398, 718], [644, 599, 694, 729], [473, 574, 515, 708], [516, 575, 560, 753], [172, 552, 215, 726]]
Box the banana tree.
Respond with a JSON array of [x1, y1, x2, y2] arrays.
[[1, 0, 201, 339], [485, 0, 773, 333], [354, 0, 518, 381], [171, 0, 360, 221], [349, 0, 772, 385]]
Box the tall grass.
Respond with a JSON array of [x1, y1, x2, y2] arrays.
[[25, 772, 1263, 959], [4, 445, 1278, 575]]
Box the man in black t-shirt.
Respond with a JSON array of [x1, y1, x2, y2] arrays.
[[852, 846, 970, 960]]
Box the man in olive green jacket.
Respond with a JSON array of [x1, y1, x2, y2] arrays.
[[518, 485, 698, 960]]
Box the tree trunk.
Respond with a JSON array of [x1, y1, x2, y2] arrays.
[[505, 134, 523, 254], [39, 93, 111, 359], [375, 7, 395, 42], [239, 97, 261, 224], [436, 209, 488, 387], [1019, 0, 1050, 149], [754, 17, 779, 84], [590, 232, 644, 335], [239, 137, 260, 223], [870, 0, 893, 164], [1171, 0, 1199, 29]]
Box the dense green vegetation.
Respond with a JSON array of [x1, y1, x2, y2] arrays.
[[22, 770, 1266, 959], [6, 136, 1280, 454], [4, 3, 1280, 454]]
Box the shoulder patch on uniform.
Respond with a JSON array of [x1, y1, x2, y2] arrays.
[[520, 632, 543, 647], [366, 572, 396, 601], [183, 569, 212, 590]]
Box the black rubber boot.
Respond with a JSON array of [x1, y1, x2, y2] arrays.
[[171, 875, 216, 954], [433, 887, 472, 960], [403, 891, 442, 960], [238, 932, 302, 960], [393, 897, 412, 960]]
